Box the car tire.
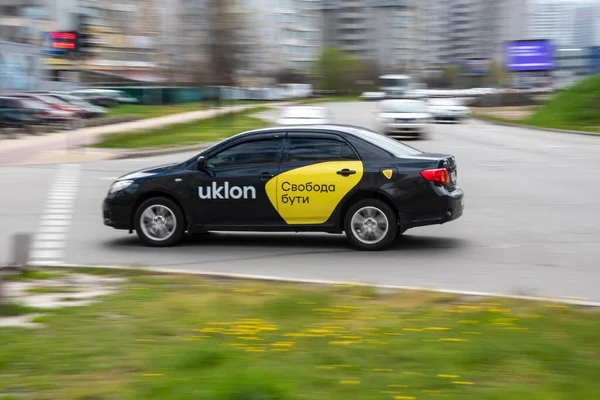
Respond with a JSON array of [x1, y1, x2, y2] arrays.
[[344, 199, 398, 251], [134, 197, 185, 247]]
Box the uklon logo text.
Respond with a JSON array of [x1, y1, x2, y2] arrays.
[[198, 182, 257, 200]]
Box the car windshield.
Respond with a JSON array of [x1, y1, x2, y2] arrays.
[[380, 101, 426, 113], [379, 78, 409, 87], [345, 127, 423, 157], [281, 107, 326, 119], [34, 95, 65, 105], [22, 99, 49, 109]]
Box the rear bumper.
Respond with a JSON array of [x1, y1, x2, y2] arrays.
[[403, 186, 464, 230]]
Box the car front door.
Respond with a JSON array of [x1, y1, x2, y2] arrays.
[[190, 135, 285, 227], [270, 132, 363, 226]]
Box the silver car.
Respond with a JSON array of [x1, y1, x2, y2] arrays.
[[374, 99, 432, 139], [427, 98, 470, 123]]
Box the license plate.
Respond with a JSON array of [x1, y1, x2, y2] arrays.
[[451, 171, 457, 183]]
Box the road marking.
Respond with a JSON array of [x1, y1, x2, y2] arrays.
[[29, 164, 80, 265]]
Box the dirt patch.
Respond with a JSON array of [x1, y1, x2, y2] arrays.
[[0, 272, 127, 328]]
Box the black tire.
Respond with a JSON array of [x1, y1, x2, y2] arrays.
[[134, 197, 185, 247], [344, 198, 398, 251]]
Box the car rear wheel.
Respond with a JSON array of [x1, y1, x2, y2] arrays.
[[344, 199, 398, 251], [134, 197, 185, 247]]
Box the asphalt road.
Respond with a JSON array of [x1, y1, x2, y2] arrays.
[[1, 101, 599, 301]]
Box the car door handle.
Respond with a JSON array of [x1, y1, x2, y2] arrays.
[[258, 172, 273, 180], [336, 169, 356, 177]]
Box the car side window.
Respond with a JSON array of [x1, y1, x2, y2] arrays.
[[206, 139, 284, 168], [286, 138, 359, 162]]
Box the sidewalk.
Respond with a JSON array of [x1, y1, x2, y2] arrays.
[[0, 102, 290, 166]]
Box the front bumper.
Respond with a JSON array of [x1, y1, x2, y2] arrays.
[[382, 123, 428, 138], [103, 197, 134, 230]]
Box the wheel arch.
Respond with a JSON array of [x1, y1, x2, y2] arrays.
[[336, 190, 402, 231]]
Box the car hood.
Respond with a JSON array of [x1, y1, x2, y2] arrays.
[[117, 163, 179, 181], [379, 112, 430, 119]]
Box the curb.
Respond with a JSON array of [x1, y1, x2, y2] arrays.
[[474, 116, 600, 137], [30, 262, 600, 308]]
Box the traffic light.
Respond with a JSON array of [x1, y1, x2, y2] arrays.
[[74, 14, 95, 59]]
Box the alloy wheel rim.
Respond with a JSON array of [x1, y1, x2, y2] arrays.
[[140, 204, 177, 241], [350, 206, 389, 245]]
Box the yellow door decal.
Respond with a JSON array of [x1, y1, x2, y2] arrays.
[[265, 161, 364, 225], [382, 169, 393, 180]]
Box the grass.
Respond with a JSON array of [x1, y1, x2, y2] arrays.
[[0, 301, 40, 317], [26, 287, 78, 294], [93, 107, 272, 149], [107, 100, 276, 120], [2, 270, 68, 282], [298, 96, 360, 104], [1, 268, 600, 399], [474, 74, 600, 133]]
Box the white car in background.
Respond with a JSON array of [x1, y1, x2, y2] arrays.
[[277, 106, 331, 125], [374, 99, 432, 139], [427, 97, 470, 123]]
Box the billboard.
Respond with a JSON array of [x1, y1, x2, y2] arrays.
[[506, 40, 555, 72], [589, 46, 600, 74]]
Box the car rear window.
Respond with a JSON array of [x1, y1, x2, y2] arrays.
[[345, 127, 423, 157]]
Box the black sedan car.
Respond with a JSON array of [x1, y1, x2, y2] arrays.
[[103, 125, 464, 250]]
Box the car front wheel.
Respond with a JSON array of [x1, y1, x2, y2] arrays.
[[134, 197, 185, 247], [344, 199, 398, 251]]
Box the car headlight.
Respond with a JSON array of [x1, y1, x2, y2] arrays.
[[109, 180, 134, 194]]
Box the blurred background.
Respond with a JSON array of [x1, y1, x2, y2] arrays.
[[0, 0, 599, 104]]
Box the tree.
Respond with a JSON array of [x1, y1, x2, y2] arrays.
[[312, 47, 364, 92]]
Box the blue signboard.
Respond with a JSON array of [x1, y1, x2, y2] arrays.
[[589, 46, 600, 74]]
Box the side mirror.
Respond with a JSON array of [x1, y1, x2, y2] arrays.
[[196, 155, 206, 171]]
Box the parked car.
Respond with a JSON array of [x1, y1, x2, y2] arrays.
[[68, 90, 119, 107], [374, 99, 432, 139], [427, 97, 470, 123], [70, 89, 138, 106], [47, 93, 107, 119], [277, 106, 331, 125], [8, 93, 80, 129], [0, 96, 44, 134]]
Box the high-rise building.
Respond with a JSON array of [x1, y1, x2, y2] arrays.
[[526, 0, 580, 47], [322, 0, 419, 74]]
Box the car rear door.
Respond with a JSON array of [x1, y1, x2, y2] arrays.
[[270, 132, 363, 225]]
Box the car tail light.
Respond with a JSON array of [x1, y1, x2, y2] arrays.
[[420, 168, 450, 185]]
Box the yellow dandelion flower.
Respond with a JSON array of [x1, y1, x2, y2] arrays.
[[315, 365, 336, 370], [388, 384, 408, 388], [372, 368, 393, 372], [339, 380, 360, 385], [271, 342, 295, 347], [394, 396, 416, 400], [458, 320, 480, 324], [462, 331, 481, 335], [439, 338, 468, 342], [424, 327, 452, 331], [437, 374, 460, 378], [403, 328, 423, 332], [453, 381, 475, 385], [329, 340, 359, 345], [142, 373, 163, 377]]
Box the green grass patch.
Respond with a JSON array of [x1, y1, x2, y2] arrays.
[[475, 74, 600, 133], [298, 96, 359, 104], [2, 269, 68, 282], [0, 301, 40, 317], [93, 107, 271, 149], [107, 100, 276, 119], [1, 268, 600, 399], [26, 287, 78, 294]]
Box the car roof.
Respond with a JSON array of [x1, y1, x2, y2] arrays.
[[238, 124, 374, 138]]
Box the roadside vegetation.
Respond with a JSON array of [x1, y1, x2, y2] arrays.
[[93, 107, 271, 149], [473, 74, 600, 134], [107, 100, 275, 120], [1, 267, 600, 399]]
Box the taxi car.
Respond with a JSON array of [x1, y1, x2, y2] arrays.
[[103, 125, 464, 251]]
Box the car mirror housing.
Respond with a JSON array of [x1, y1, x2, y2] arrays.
[[196, 155, 206, 171]]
